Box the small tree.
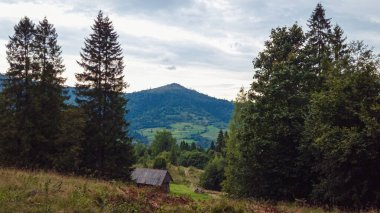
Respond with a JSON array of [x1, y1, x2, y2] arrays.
[[208, 141, 215, 152], [153, 157, 167, 169], [215, 130, 225, 154], [200, 156, 225, 191], [150, 130, 176, 156]]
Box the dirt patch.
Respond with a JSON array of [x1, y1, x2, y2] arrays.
[[117, 186, 191, 211]]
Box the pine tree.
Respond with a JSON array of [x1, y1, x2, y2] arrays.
[[305, 3, 332, 76], [215, 129, 224, 153], [32, 17, 66, 168], [190, 142, 197, 150], [330, 25, 348, 62], [76, 11, 135, 179], [208, 141, 215, 151], [1, 17, 37, 167]]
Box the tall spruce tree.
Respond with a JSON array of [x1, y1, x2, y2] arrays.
[[32, 17, 66, 168], [76, 11, 135, 179], [305, 3, 332, 78], [1, 17, 37, 167], [215, 129, 225, 153], [330, 25, 348, 62]]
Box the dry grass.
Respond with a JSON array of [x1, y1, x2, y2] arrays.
[[1, 167, 377, 213], [167, 164, 204, 187], [0, 167, 191, 212]]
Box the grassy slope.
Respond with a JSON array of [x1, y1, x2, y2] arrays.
[[138, 122, 223, 145], [1, 167, 364, 213], [170, 184, 208, 201], [167, 164, 204, 187], [0, 168, 194, 212]]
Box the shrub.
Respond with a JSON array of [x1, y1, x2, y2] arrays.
[[153, 157, 167, 169]]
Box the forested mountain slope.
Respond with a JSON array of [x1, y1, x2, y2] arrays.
[[126, 83, 233, 147], [0, 74, 233, 147]]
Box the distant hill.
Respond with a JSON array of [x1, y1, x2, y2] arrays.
[[126, 84, 234, 147], [0, 73, 234, 148]]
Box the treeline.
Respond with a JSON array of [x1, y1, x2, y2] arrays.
[[223, 4, 380, 209], [0, 11, 135, 179], [134, 129, 227, 171]]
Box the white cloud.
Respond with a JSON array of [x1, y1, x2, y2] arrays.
[[0, 0, 379, 100]]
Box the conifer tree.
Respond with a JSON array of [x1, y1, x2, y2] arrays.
[[76, 11, 135, 179], [208, 141, 215, 151], [305, 3, 332, 76], [331, 25, 348, 62], [32, 17, 66, 167], [1, 17, 37, 166], [215, 129, 224, 153]]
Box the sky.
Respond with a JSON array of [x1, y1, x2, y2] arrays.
[[0, 0, 379, 100]]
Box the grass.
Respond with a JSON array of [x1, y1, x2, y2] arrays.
[[170, 183, 209, 201], [0, 167, 190, 212], [137, 122, 221, 145], [167, 164, 204, 186], [200, 125, 221, 141], [2, 167, 376, 213]]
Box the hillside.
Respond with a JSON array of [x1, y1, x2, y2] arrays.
[[0, 74, 233, 148], [0, 168, 330, 212], [126, 83, 234, 147]]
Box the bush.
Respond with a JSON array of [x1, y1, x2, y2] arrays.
[[178, 151, 210, 169], [153, 157, 167, 169], [200, 157, 225, 191]]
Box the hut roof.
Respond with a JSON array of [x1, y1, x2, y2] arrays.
[[131, 168, 173, 186]]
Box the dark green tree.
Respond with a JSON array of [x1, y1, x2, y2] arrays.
[[330, 25, 348, 62], [190, 142, 197, 150], [178, 151, 210, 169], [305, 3, 332, 76], [150, 130, 176, 156], [208, 141, 215, 152], [306, 42, 380, 208], [153, 157, 167, 169], [224, 24, 312, 199], [169, 144, 178, 165], [76, 11, 135, 179], [200, 156, 225, 191], [222, 88, 250, 195], [1, 17, 37, 167], [215, 129, 225, 153], [32, 17, 66, 168], [179, 140, 190, 151], [53, 107, 85, 172]]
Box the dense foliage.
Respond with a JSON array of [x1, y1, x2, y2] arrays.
[[150, 130, 177, 156], [224, 4, 380, 209], [0, 12, 135, 180], [0, 17, 66, 169], [200, 156, 225, 191]]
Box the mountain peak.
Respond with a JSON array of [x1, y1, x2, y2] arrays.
[[155, 83, 187, 91]]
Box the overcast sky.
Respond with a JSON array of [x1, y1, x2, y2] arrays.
[[0, 0, 379, 100]]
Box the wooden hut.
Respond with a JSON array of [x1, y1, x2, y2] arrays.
[[131, 168, 173, 192]]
